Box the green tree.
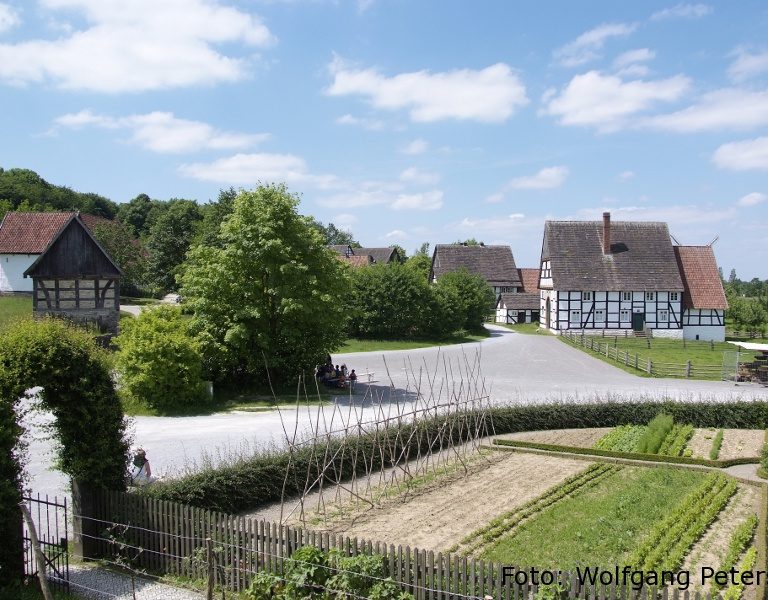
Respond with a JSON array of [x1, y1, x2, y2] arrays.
[[454, 238, 482, 246], [433, 268, 495, 332], [347, 263, 435, 339], [117, 193, 154, 237], [196, 188, 238, 248], [114, 306, 207, 411], [90, 219, 148, 293], [306, 216, 360, 246], [389, 244, 407, 263], [145, 199, 202, 293], [180, 185, 349, 386], [404, 243, 432, 281]]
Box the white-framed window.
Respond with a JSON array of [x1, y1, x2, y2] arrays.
[[594, 309, 606, 323], [670, 292, 679, 301], [659, 310, 669, 322], [540, 261, 551, 278], [570, 310, 581, 327], [622, 292, 632, 301], [582, 291, 592, 301], [645, 292, 655, 301], [620, 309, 630, 322]]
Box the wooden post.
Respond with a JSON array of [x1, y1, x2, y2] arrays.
[[207, 537, 214, 600], [19, 503, 54, 600], [635, 354, 639, 370], [686, 360, 692, 378], [710, 339, 715, 351], [71, 479, 100, 562], [647, 359, 652, 374]]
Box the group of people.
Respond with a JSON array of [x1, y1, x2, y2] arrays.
[[316, 357, 358, 390]]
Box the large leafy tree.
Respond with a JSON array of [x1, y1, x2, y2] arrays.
[[433, 268, 496, 332], [145, 199, 202, 293], [180, 185, 349, 387], [90, 219, 148, 293], [306, 216, 359, 246]]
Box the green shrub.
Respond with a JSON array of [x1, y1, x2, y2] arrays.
[[114, 306, 208, 411], [637, 413, 674, 454], [710, 429, 725, 460]]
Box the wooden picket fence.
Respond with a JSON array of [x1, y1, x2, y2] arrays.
[[82, 488, 731, 600], [562, 331, 723, 380]]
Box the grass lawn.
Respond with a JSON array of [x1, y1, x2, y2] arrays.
[[338, 329, 490, 353], [482, 466, 701, 568], [561, 334, 737, 379], [496, 322, 549, 335], [121, 296, 161, 306], [0, 294, 32, 332]]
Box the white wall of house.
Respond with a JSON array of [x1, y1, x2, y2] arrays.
[[496, 308, 538, 324], [0, 254, 36, 292], [539, 289, 557, 330], [650, 329, 684, 339], [542, 290, 683, 333], [683, 324, 725, 342]]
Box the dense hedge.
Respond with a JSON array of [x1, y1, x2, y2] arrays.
[[139, 399, 768, 514]]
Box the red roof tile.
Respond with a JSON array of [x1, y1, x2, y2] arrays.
[[673, 246, 728, 310], [518, 268, 540, 293], [0, 212, 75, 254]]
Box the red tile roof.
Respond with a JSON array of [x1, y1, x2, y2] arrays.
[[673, 246, 728, 310], [0, 212, 75, 254], [518, 268, 540, 293]]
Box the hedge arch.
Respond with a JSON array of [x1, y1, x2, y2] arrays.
[[0, 318, 129, 586]]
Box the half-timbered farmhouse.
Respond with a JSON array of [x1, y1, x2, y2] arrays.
[[0, 212, 122, 333], [539, 213, 688, 337], [430, 244, 521, 294], [330, 245, 401, 265], [495, 268, 541, 324], [673, 245, 728, 341]]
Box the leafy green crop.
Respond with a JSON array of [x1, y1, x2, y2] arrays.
[[637, 413, 674, 454], [712, 515, 758, 594], [710, 429, 725, 460]]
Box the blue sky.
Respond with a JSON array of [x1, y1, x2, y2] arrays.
[[1, 1, 767, 278]]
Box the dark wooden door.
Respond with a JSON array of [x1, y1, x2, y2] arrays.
[[632, 312, 645, 331]]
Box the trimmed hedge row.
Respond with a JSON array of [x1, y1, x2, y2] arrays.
[[493, 439, 759, 468], [139, 399, 768, 514]]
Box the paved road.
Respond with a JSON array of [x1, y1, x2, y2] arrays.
[[24, 325, 768, 499]]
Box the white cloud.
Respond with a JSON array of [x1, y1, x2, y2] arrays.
[[391, 191, 443, 211], [0, 0, 274, 92], [645, 89, 768, 132], [327, 61, 528, 122], [554, 23, 636, 67], [401, 138, 428, 155], [0, 3, 20, 33], [334, 213, 358, 227], [485, 192, 504, 204], [728, 48, 768, 82], [650, 3, 713, 21], [399, 167, 440, 185], [617, 170, 636, 181], [384, 229, 407, 240], [542, 70, 690, 132], [713, 137, 768, 171], [577, 204, 735, 226], [453, 213, 538, 238], [178, 153, 340, 188], [737, 192, 767, 207], [335, 113, 385, 131], [613, 48, 655, 69], [55, 109, 268, 153], [506, 166, 569, 190]]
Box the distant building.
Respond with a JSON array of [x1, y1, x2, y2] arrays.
[[329, 245, 401, 265], [538, 212, 727, 341], [430, 244, 521, 294], [495, 268, 541, 324], [0, 211, 122, 334]]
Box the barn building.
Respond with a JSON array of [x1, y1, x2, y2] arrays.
[[495, 268, 541, 324], [430, 244, 521, 294], [330, 245, 401, 265], [538, 212, 727, 341], [0, 212, 122, 334]]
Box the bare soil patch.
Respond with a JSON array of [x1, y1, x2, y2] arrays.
[[687, 429, 763, 460], [681, 483, 760, 595], [495, 428, 613, 448], [314, 451, 592, 552]]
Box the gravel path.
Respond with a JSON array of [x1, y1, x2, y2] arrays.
[[68, 566, 204, 600]]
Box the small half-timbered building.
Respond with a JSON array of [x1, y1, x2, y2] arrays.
[[673, 245, 728, 341], [430, 244, 522, 294], [23, 213, 122, 334], [539, 213, 685, 336], [495, 268, 541, 324]]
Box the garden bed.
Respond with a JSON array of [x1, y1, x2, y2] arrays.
[[687, 428, 764, 460], [496, 427, 613, 448]]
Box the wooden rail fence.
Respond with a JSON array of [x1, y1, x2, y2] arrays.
[[78, 488, 741, 600], [561, 331, 723, 380]]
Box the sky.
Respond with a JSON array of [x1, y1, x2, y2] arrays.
[[1, 1, 767, 279]]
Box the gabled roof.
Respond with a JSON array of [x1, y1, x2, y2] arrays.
[[542, 220, 683, 291], [673, 246, 728, 310], [497, 292, 540, 310], [337, 254, 373, 267], [24, 213, 122, 278], [430, 245, 521, 286], [329, 245, 399, 264], [0, 211, 74, 253], [518, 268, 539, 293]]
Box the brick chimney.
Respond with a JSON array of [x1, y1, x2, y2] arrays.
[[603, 212, 611, 255]]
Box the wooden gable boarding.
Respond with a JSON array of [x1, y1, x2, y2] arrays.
[[24, 214, 123, 334]]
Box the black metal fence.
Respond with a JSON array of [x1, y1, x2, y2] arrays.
[[22, 493, 69, 593]]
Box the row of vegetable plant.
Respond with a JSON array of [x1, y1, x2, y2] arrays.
[[712, 514, 758, 594]]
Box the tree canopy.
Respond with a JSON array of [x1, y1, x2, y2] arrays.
[[181, 185, 349, 387]]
